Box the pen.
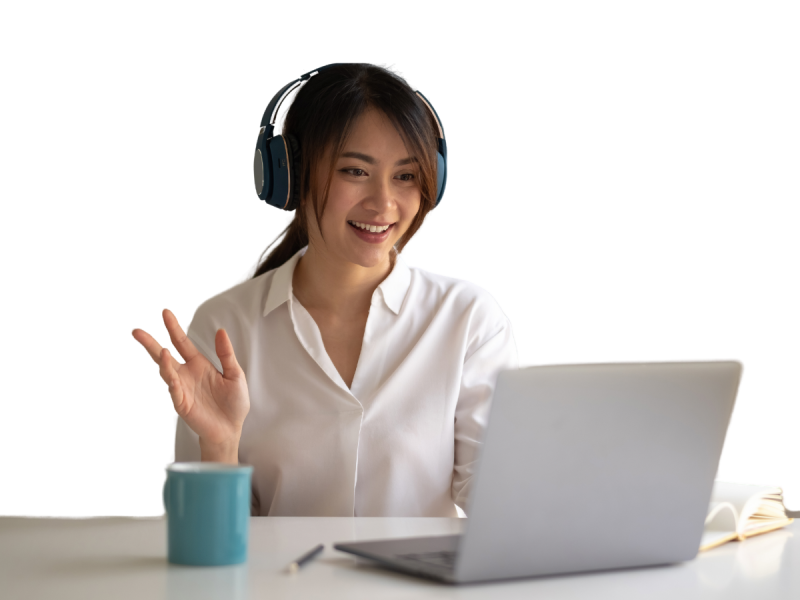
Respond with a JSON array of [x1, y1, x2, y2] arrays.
[[287, 543, 324, 573]]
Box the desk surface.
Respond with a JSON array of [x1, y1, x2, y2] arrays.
[[1, 516, 797, 599]]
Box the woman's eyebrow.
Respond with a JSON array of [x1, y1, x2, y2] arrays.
[[340, 151, 416, 166]]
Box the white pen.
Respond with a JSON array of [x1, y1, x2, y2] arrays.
[[286, 543, 324, 573]]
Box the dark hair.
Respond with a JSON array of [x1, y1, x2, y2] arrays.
[[251, 63, 440, 278]]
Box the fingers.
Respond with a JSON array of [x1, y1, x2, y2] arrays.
[[215, 328, 243, 380], [131, 327, 174, 367], [130, 316, 181, 385], [131, 327, 173, 385], [158, 348, 175, 387], [162, 309, 200, 363], [159, 348, 186, 415]]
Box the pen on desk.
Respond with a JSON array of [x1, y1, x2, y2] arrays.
[[287, 543, 324, 573]]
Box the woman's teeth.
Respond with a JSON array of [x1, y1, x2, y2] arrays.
[[349, 221, 391, 233]]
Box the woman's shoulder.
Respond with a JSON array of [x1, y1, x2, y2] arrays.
[[186, 270, 279, 371], [190, 269, 277, 328], [406, 263, 510, 325]]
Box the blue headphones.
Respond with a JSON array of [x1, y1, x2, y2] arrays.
[[254, 64, 447, 211]]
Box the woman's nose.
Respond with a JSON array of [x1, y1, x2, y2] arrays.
[[368, 177, 397, 207]]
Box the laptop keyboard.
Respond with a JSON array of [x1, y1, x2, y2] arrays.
[[397, 550, 457, 569]]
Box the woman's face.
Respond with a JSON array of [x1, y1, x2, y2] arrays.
[[306, 108, 422, 270]]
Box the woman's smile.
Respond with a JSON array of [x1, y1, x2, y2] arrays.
[[347, 220, 395, 244]]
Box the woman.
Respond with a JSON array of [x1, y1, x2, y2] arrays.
[[132, 63, 517, 517]]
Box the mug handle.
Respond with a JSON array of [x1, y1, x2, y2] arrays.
[[163, 478, 169, 515]]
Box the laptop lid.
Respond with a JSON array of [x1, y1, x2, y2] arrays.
[[454, 361, 741, 583]]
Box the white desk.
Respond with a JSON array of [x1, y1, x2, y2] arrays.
[[1, 516, 797, 599]]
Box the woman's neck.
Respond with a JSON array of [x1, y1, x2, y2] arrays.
[[292, 244, 394, 316]]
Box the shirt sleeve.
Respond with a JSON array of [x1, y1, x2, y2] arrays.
[[451, 309, 518, 514]]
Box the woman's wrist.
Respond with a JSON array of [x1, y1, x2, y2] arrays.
[[199, 433, 241, 465]]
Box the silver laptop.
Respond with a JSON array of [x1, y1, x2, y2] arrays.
[[334, 361, 742, 584]]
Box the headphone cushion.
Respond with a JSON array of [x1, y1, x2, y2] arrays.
[[285, 134, 302, 211]]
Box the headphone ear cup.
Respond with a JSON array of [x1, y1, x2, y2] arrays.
[[284, 134, 302, 211]]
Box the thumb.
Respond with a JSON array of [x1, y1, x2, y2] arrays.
[[214, 328, 243, 379]]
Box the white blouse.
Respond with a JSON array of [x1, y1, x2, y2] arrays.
[[176, 247, 518, 517]]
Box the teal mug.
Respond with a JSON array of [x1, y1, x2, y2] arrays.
[[163, 462, 254, 566]]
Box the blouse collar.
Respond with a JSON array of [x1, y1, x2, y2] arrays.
[[263, 246, 411, 318]]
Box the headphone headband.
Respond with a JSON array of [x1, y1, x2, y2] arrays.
[[259, 63, 343, 137]]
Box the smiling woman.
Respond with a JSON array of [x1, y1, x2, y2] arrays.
[[132, 64, 517, 517], [246, 62, 438, 277]]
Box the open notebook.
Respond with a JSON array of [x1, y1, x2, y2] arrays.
[[701, 481, 794, 551]]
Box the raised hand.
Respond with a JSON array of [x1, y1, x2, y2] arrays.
[[132, 309, 250, 463]]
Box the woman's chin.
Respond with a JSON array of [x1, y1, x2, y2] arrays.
[[344, 244, 395, 270]]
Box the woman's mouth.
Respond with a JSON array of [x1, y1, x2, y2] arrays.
[[347, 220, 394, 244]]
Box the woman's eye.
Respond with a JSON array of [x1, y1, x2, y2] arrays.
[[342, 169, 415, 181], [396, 173, 415, 182], [343, 168, 366, 177]]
